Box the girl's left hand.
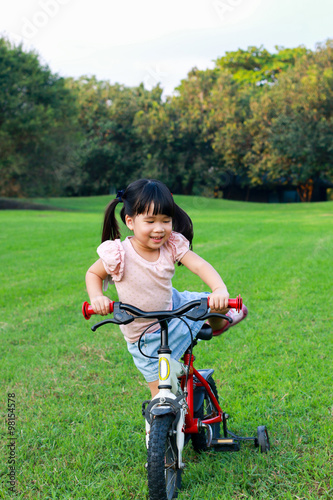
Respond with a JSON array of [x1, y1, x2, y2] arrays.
[[209, 287, 230, 312]]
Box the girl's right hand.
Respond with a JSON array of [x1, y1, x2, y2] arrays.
[[90, 295, 112, 316]]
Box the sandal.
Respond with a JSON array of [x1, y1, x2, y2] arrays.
[[212, 305, 248, 336]]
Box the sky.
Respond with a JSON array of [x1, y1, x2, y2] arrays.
[[2, 0, 333, 96]]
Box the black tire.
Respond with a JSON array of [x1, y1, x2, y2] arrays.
[[147, 414, 182, 500], [191, 376, 221, 452], [257, 425, 270, 453]]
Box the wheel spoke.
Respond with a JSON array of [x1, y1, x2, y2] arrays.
[[165, 436, 177, 495], [166, 471, 176, 495]]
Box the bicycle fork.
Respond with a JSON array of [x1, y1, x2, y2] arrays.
[[143, 320, 187, 468]]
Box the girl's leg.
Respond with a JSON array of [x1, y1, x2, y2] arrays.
[[148, 380, 160, 398], [209, 305, 249, 336]]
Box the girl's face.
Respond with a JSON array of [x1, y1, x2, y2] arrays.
[[125, 204, 172, 252]]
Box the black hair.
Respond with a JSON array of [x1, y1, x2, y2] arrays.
[[101, 179, 193, 249]]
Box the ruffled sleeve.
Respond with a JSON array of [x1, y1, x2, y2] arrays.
[[167, 231, 190, 263], [97, 240, 125, 285]]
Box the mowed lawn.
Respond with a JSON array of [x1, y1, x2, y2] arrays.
[[0, 196, 332, 499]]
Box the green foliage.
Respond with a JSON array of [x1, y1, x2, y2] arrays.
[[1, 38, 332, 200], [136, 42, 333, 199], [215, 45, 309, 85], [0, 39, 79, 197], [65, 77, 163, 195], [244, 40, 333, 196], [135, 67, 221, 194], [1, 197, 332, 498]]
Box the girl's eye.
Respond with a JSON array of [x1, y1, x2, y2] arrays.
[[145, 218, 171, 224]]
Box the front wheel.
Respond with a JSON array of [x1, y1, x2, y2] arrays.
[[147, 414, 182, 500]]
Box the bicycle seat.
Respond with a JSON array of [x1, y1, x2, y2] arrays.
[[196, 323, 213, 341]]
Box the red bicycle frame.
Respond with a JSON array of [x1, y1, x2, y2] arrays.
[[181, 352, 222, 435], [82, 295, 242, 437]]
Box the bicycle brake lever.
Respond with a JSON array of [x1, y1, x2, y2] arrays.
[[184, 298, 209, 321], [91, 316, 135, 332], [91, 303, 134, 331], [112, 303, 135, 324], [91, 319, 119, 332], [197, 313, 233, 323]]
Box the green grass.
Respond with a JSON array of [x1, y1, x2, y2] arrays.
[[28, 196, 114, 213], [0, 196, 332, 499]]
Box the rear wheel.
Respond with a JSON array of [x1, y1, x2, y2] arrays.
[[147, 414, 182, 500], [191, 376, 220, 452]]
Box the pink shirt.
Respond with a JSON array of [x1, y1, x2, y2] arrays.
[[97, 231, 190, 342]]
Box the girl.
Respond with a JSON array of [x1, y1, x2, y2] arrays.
[[86, 179, 247, 397]]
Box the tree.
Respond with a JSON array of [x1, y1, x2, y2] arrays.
[[0, 38, 79, 196], [1, 38, 332, 201], [215, 45, 309, 85], [245, 40, 333, 200], [135, 67, 220, 194], [67, 77, 163, 195], [203, 71, 253, 192]]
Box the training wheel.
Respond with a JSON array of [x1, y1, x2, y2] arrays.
[[256, 425, 270, 453]]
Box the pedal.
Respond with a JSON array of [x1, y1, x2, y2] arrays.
[[211, 437, 240, 452]]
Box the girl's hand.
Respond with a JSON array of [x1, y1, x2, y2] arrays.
[[90, 295, 112, 316], [209, 287, 230, 312]]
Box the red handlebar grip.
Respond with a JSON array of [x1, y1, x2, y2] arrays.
[[82, 301, 114, 320], [207, 295, 242, 313], [227, 295, 243, 312]]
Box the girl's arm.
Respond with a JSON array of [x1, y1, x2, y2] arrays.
[[85, 259, 112, 315], [180, 250, 229, 311]]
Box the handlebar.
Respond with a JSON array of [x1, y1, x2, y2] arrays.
[[82, 295, 242, 320]]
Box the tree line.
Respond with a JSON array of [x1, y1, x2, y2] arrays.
[[1, 37, 332, 201]]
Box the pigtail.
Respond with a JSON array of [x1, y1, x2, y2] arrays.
[[101, 198, 122, 242], [173, 203, 193, 250]]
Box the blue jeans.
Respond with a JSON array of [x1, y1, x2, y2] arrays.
[[127, 288, 209, 382]]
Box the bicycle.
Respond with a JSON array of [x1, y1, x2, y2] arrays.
[[82, 296, 270, 500]]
